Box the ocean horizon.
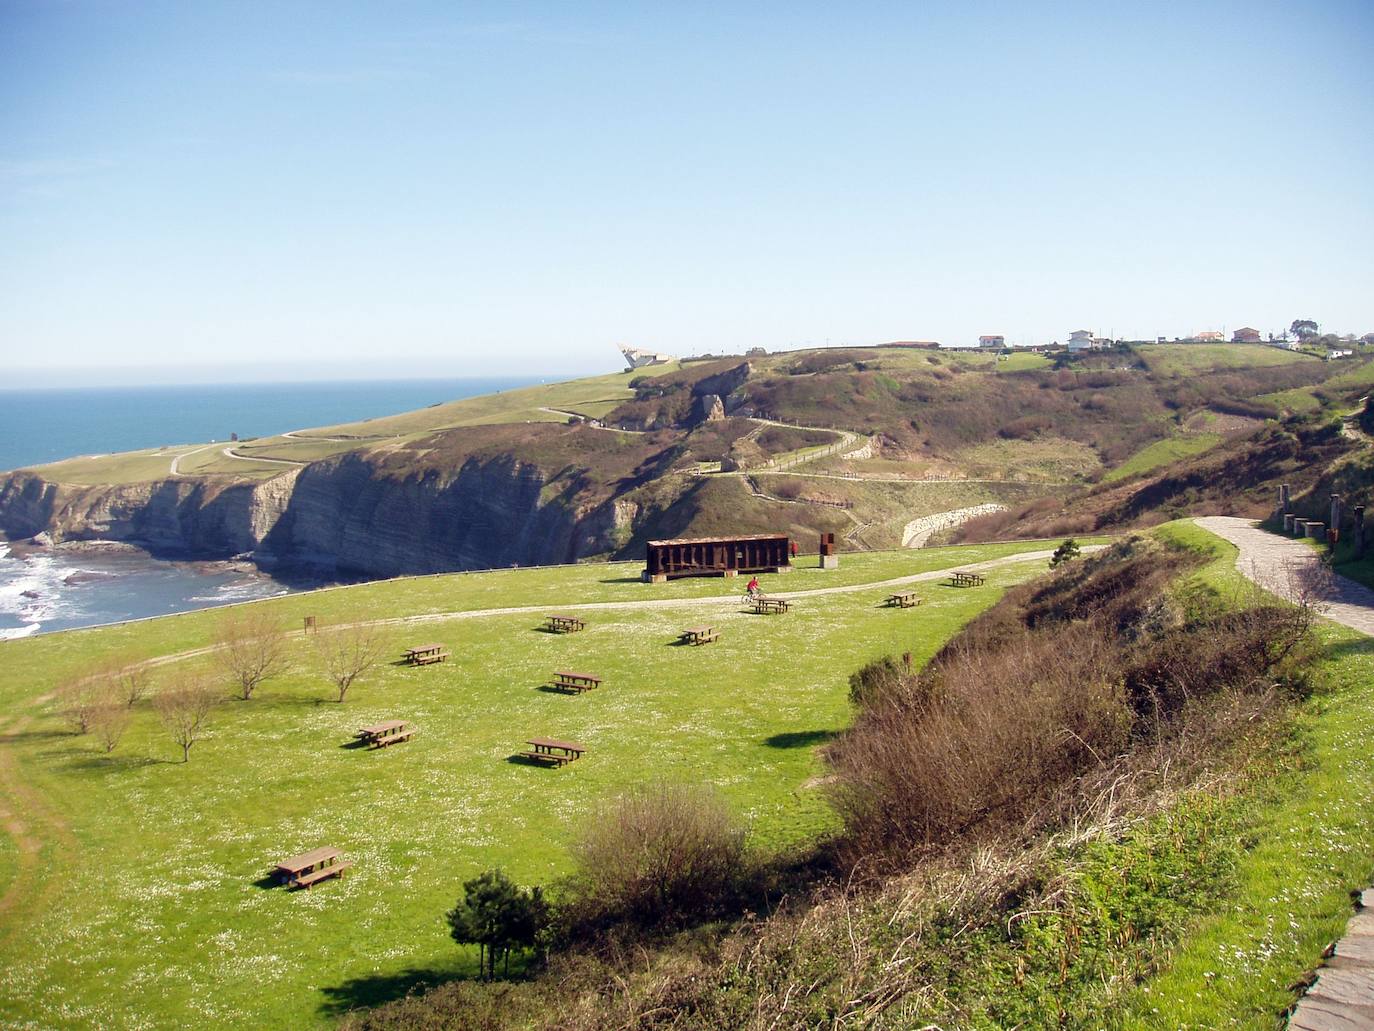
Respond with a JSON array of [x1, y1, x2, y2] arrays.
[[0, 375, 548, 474]]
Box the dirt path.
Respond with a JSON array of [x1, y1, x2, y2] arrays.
[[1194, 516, 1374, 635]]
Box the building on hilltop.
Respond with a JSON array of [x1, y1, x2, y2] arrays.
[[978, 334, 1005, 349], [1232, 327, 1262, 343], [619, 346, 677, 370], [1195, 331, 1225, 342], [1067, 329, 1094, 351]]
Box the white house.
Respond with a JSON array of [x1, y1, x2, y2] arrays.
[[1067, 330, 1101, 352], [978, 334, 1005, 349]]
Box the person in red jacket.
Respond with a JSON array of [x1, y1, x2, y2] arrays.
[[746, 575, 761, 597]]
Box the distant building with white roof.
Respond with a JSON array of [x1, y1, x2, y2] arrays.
[[619, 346, 676, 370]]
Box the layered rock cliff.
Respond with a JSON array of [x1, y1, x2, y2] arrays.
[[0, 452, 642, 578]]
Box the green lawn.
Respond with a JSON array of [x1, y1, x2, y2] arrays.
[[0, 541, 1079, 1029], [1103, 432, 1224, 482], [25, 446, 194, 484], [1135, 343, 1314, 375]]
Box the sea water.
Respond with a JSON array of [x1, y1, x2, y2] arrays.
[[0, 376, 548, 636]]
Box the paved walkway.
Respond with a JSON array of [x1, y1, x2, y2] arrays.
[[1194, 516, 1374, 635], [1194, 518, 1374, 1029]]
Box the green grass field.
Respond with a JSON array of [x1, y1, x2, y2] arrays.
[[1135, 343, 1314, 375], [1102, 431, 1224, 482], [0, 540, 1089, 1029]]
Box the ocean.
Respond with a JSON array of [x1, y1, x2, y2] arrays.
[[0, 376, 544, 637]]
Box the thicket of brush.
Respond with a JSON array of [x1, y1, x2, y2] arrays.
[[345, 536, 1321, 1030]]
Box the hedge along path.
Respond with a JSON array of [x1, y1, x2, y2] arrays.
[[129, 546, 1102, 674]]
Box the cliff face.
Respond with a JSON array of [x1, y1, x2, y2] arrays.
[[258, 453, 619, 576], [0, 470, 296, 555], [0, 454, 640, 577]]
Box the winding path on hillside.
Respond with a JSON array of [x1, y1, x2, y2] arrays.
[[1194, 516, 1374, 635], [1195, 517, 1374, 1030]]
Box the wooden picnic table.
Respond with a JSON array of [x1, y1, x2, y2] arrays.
[[549, 670, 602, 693], [356, 720, 413, 748], [519, 737, 587, 766], [544, 613, 586, 633], [751, 597, 791, 615], [680, 625, 720, 645], [949, 571, 985, 588], [403, 643, 450, 666], [886, 590, 922, 608], [272, 846, 352, 889]]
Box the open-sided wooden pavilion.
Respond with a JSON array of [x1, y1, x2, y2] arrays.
[[643, 534, 791, 581]]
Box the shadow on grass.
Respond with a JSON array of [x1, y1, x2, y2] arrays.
[[506, 753, 561, 768], [598, 576, 643, 585], [534, 684, 578, 695], [62, 753, 168, 771], [338, 737, 370, 750], [252, 873, 284, 890], [318, 964, 470, 1017], [0, 728, 70, 745], [764, 729, 839, 749], [1324, 636, 1374, 662]]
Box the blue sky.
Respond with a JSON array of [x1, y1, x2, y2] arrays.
[[2, 1, 1371, 385]]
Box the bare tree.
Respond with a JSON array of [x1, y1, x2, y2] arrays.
[[315, 623, 387, 703], [103, 656, 151, 708], [89, 702, 132, 753], [57, 676, 113, 735], [215, 609, 290, 700], [153, 677, 220, 762]]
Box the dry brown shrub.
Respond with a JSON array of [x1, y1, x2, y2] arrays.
[[827, 623, 1131, 863], [315, 623, 387, 703], [57, 675, 116, 735], [561, 782, 749, 935]]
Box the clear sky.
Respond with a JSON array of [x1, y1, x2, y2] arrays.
[[2, 1, 1371, 385]]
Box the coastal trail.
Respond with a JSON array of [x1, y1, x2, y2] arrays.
[[132, 545, 1104, 672], [1194, 516, 1374, 635]]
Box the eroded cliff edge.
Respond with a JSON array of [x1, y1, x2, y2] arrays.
[[0, 449, 646, 578]]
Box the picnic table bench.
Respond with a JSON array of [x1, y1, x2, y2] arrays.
[[549, 670, 602, 693], [751, 597, 791, 615], [680, 625, 720, 645], [949, 571, 985, 588], [272, 846, 352, 889], [544, 613, 586, 633], [356, 719, 413, 748], [519, 738, 586, 767], [403, 643, 450, 666], [886, 590, 922, 608]]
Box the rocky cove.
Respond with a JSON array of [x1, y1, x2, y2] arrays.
[[0, 451, 639, 580]]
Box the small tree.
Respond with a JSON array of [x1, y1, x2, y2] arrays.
[[446, 870, 548, 980], [57, 676, 112, 735], [315, 624, 387, 703], [1050, 538, 1081, 568], [105, 657, 150, 708], [215, 609, 290, 700], [89, 702, 132, 753], [153, 677, 220, 762]]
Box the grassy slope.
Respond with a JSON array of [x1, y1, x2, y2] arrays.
[[1103, 431, 1224, 482], [0, 541, 1088, 1030], [1104, 520, 1374, 1028], [1135, 343, 1315, 374]]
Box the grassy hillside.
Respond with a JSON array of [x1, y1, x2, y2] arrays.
[[0, 540, 1094, 1029]]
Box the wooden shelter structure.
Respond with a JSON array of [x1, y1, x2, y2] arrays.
[[643, 534, 791, 582]]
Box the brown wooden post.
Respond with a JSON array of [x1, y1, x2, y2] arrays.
[[1331, 494, 1344, 536], [1356, 506, 1367, 560], [303, 615, 317, 634]]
